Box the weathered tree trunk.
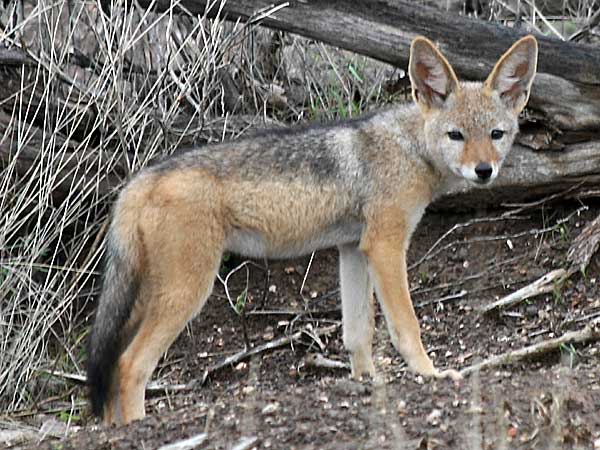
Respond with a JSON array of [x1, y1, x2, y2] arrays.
[[118, 0, 600, 131]]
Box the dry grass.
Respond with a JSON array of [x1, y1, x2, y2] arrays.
[[0, 0, 597, 424], [0, 0, 272, 412]]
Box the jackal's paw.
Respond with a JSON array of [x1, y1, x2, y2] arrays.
[[433, 368, 463, 382], [350, 354, 376, 381]]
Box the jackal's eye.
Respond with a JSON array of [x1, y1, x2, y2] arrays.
[[447, 130, 464, 141], [491, 129, 505, 140]]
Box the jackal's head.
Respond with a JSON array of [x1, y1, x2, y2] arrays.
[[409, 35, 538, 186]]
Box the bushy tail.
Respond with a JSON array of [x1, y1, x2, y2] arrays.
[[87, 226, 140, 417]]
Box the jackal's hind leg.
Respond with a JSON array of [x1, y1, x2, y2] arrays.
[[114, 203, 224, 425], [339, 244, 376, 379], [115, 260, 220, 424]]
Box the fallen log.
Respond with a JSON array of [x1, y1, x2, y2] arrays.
[[117, 0, 600, 131]]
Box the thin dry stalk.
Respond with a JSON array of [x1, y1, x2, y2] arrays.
[[0, 0, 256, 412]]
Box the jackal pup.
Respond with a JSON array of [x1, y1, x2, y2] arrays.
[[88, 35, 538, 424]]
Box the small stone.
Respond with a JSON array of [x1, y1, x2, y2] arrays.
[[262, 327, 274, 340], [261, 403, 279, 415], [397, 400, 407, 415], [426, 409, 442, 424]]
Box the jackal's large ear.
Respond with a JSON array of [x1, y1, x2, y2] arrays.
[[484, 35, 538, 113], [409, 37, 460, 113]]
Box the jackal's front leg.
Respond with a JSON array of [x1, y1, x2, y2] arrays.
[[361, 212, 461, 381]]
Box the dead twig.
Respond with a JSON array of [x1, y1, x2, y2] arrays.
[[569, 7, 600, 42], [501, 182, 585, 210], [247, 308, 340, 316], [40, 370, 191, 393], [231, 436, 259, 450], [157, 433, 208, 450], [460, 318, 600, 376], [574, 189, 600, 200], [480, 209, 598, 315], [200, 324, 339, 384], [217, 260, 269, 350], [301, 353, 350, 371], [574, 310, 600, 324], [413, 206, 588, 271], [480, 269, 567, 315], [408, 215, 525, 271], [411, 255, 527, 297], [415, 290, 467, 309], [411, 186, 587, 272]]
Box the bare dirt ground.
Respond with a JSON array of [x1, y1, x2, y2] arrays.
[[12, 201, 600, 450]]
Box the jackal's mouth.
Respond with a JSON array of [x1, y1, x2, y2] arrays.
[[467, 177, 494, 187], [453, 165, 497, 187]]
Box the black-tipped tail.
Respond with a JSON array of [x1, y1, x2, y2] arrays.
[[87, 230, 140, 417]]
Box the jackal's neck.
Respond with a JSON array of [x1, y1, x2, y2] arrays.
[[357, 104, 448, 200], [395, 105, 461, 196]]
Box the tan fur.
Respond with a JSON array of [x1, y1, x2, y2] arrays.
[[460, 137, 499, 167], [223, 180, 355, 251], [88, 35, 538, 425], [484, 35, 538, 112]]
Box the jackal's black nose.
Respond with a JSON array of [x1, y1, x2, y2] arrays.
[[475, 162, 493, 181]]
